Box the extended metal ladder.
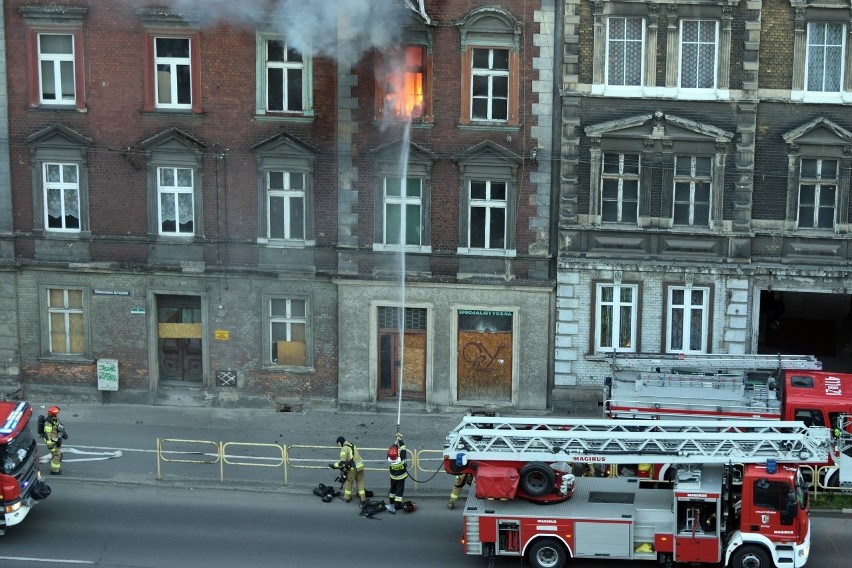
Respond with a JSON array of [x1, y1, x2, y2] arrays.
[[605, 353, 822, 372], [444, 416, 831, 465]]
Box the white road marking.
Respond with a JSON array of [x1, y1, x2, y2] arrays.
[[39, 444, 282, 462], [0, 556, 94, 564], [38, 447, 122, 463]]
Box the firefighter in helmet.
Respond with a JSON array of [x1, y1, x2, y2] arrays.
[[448, 472, 473, 509], [329, 436, 367, 504], [43, 406, 68, 475], [385, 433, 408, 514]]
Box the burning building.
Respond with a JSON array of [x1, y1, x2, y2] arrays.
[[0, 0, 557, 411]]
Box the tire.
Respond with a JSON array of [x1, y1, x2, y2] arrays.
[[519, 462, 556, 497], [826, 469, 840, 488], [527, 537, 568, 568], [731, 545, 772, 568]]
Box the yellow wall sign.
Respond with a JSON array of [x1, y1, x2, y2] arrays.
[[215, 330, 230, 341]]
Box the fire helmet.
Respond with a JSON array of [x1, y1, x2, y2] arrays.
[[47, 406, 60, 417], [403, 501, 416, 513], [388, 445, 399, 460], [336, 436, 346, 445]]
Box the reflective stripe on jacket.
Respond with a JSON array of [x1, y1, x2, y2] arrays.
[[334, 442, 364, 470], [388, 443, 408, 480], [43, 419, 61, 445]]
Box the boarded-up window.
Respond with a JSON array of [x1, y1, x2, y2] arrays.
[[270, 298, 307, 366], [48, 288, 85, 354], [457, 309, 513, 401], [377, 306, 427, 400]]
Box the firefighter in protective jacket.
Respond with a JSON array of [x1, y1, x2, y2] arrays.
[[43, 406, 67, 475], [329, 436, 367, 504], [385, 433, 408, 513]]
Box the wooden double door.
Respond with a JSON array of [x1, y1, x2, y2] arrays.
[[157, 295, 202, 382]]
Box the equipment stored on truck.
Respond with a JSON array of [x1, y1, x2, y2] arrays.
[[604, 353, 852, 488], [444, 416, 830, 568]]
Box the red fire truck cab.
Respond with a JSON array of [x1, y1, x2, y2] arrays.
[[1, 401, 50, 534]]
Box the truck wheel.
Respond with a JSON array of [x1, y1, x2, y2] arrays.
[[731, 545, 771, 568], [826, 470, 839, 488], [527, 537, 567, 568], [519, 462, 556, 497]]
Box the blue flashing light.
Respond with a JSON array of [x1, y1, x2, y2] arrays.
[[766, 459, 777, 474], [456, 453, 465, 466], [0, 401, 28, 435]]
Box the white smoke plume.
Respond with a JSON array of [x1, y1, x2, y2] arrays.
[[161, 0, 410, 60]]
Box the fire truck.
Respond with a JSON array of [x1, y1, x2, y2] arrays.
[[0, 401, 50, 534], [603, 353, 852, 487], [443, 416, 831, 568]]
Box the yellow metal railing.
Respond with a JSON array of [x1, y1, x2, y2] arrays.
[[221, 442, 286, 484], [156, 439, 441, 492]]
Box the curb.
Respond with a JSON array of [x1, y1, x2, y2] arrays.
[[42, 474, 449, 499]]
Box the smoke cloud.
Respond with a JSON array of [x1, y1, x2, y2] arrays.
[[162, 0, 410, 60]]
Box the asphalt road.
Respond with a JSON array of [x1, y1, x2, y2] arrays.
[[1, 481, 850, 568], [7, 402, 851, 567]]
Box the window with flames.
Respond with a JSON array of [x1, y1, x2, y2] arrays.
[[378, 46, 426, 121]]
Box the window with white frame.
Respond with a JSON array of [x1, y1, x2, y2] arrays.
[[806, 22, 844, 93], [158, 167, 194, 235], [606, 17, 643, 86], [471, 48, 509, 121], [798, 158, 837, 229], [47, 288, 85, 355], [265, 40, 304, 112], [155, 37, 192, 108], [673, 156, 712, 226], [28, 125, 91, 238], [38, 34, 75, 104], [21, 6, 86, 110], [383, 177, 422, 246], [269, 298, 307, 366], [267, 171, 305, 240], [595, 283, 637, 352], [667, 287, 709, 353], [680, 20, 717, 89], [468, 180, 507, 249], [458, 7, 520, 126], [43, 163, 80, 231], [601, 153, 640, 223]]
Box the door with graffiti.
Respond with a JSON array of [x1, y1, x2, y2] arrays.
[[377, 306, 426, 401], [457, 309, 513, 401]]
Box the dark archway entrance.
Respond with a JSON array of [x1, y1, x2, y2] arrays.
[[758, 290, 852, 372]]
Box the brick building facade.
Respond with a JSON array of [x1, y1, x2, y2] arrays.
[[554, 0, 852, 410], [0, 0, 556, 410]]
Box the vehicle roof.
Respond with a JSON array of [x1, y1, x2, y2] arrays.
[[784, 370, 852, 408], [0, 401, 32, 444]]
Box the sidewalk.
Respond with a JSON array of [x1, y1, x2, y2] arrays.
[[29, 400, 476, 498], [25, 399, 852, 516]]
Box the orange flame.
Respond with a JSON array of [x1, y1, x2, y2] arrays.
[[383, 46, 424, 119]]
